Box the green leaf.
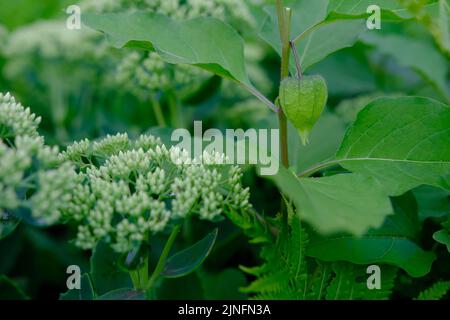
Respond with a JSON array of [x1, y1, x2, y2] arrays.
[[83, 12, 251, 85], [361, 33, 449, 101], [0, 214, 20, 240], [259, 0, 366, 71], [200, 269, 247, 300], [96, 288, 145, 300], [0, 275, 28, 300], [328, 0, 407, 18], [433, 230, 450, 252], [162, 228, 218, 278], [325, 263, 397, 300], [416, 281, 450, 300], [412, 185, 449, 221], [290, 112, 346, 172], [307, 194, 436, 277], [335, 97, 450, 196], [60, 274, 95, 300], [294, 19, 366, 72], [90, 241, 132, 295], [309, 50, 377, 96], [156, 272, 204, 299], [271, 167, 393, 235]]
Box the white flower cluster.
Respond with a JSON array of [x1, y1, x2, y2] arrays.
[[4, 21, 107, 62], [61, 133, 251, 253], [0, 93, 79, 229], [0, 92, 41, 138]]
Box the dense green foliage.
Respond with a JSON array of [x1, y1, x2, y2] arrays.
[[0, 0, 448, 300]]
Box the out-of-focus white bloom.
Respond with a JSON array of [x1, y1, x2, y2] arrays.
[[0, 93, 80, 230], [0, 92, 41, 138]]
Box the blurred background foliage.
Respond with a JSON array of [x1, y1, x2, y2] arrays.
[[0, 0, 448, 299]]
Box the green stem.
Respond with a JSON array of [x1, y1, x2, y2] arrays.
[[297, 158, 343, 177], [276, 1, 292, 229], [150, 95, 167, 127], [145, 224, 182, 293], [129, 270, 141, 289], [167, 90, 182, 128]]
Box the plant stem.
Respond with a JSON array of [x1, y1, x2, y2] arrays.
[[276, 1, 291, 169], [145, 224, 182, 293], [290, 41, 303, 79], [167, 90, 183, 128], [297, 158, 343, 177], [150, 94, 167, 127], [242, 83, 278, 112], [276, 1, 292, 229]]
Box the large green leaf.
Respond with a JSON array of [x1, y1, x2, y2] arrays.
[[156, 272, 204, 299], [96, 288, 145, 300], [295, 19, 366, 72], [0, 275, 28, 300], [271, 167, 393, 235], [259, 0, 366, 72], [335, 97, 450, 196], [162, 229, 218, 278], [289, 112, 346, 172], [90, 241, 132, 295], [361, 33, 449, 101], [200, 269, 247, 300], [328, 0, 408, 18], [83, 13, 251, 85], [412, 185, 449, 221], [60, 274, 95, 300], [307, 194, 436, 277]]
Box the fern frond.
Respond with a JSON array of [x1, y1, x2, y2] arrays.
[[237, 201, 310, 299], [304, 262, 333, 300], [326, 263, 397, 300], [416, 281, 450, 300]]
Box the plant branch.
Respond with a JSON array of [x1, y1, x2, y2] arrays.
[[242, 83, 279, 112], [145, 224, 182, 293], [290, 41, 303, 78], [291, 20, 329, 44], [297, 158, 343, 177], [276, 2, 291, 169], [276, 1, 292, 231], [150, 94, 167, 127]]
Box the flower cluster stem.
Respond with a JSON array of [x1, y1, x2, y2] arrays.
[[144, 224, 182, 296]]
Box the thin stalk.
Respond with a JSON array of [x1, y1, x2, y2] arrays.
[[150, 95, 167, 127], [129, 270, 141, 289], [290, 41, 303, 79], [242, 83, 278, 112], [167, 90, 182, 128], [297, 158, 343, 177], [145, 224, 182, 293], [291, 20, 329, 44]]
